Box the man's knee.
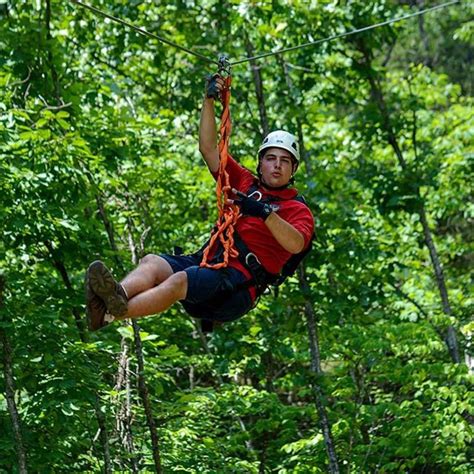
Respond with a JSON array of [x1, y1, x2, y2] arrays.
[[140, 253, 161, 266], [139, 254, 174, 283], [167, 271, 188, 300]]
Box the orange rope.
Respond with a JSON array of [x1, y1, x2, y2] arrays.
[[200, 75, 241, 269]]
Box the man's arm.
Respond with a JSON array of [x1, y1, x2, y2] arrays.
[[233, 188, 304, 253], [231, 189, 307, 254], [265, 212, 305, 254], [199, 76, 224, 173]]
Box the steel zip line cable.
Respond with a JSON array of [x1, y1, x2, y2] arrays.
[[231, 0, 461, 65], [71, 0, 219, 65], [72, 0, 460, 67]]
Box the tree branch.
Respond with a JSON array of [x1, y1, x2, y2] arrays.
[[43, 240, 86, 341], [124, 220, 162, 473], [0, 277, 28, 474], [44, 0, 61, 102], [355, 37, 460, 364], [244, 36, 269, 137], [298, 264, 340, 473]]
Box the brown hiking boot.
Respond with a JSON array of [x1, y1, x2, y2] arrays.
[[85, 275, 109, 331], [86, 261, 128, 326]]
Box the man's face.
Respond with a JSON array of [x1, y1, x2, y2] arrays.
[[259, 147, 295, 188]]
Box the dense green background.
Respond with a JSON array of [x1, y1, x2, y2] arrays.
[[1, 0, 472, 472]]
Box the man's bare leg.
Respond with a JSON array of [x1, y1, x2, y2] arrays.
[[120, 254, 175, 298], [116, 254, 188, 320], [118, 271, 188, 319]]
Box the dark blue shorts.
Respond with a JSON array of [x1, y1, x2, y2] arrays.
[[160, 253, 253, 322]]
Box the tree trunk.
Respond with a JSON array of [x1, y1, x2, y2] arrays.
[[277, 56, 313, 175], [298, 265, 340, 474], [245, 36, 269, 138], [95, 191, 123, 271], [94, 395, 113, 474], [356, 38, 460, 363], [411, 0, 433, 67], [93, 193, 163, 471], [44, 241, 87, 341], [131, 320, 162, 472], [93, 193, 139, 470], [126, 225, 162, 473], [114, 338, 139, 473], [418, 206, 460, 362], [0, 277, 28, 473], [44, 0, 61, 102], [43, 244, 116, 465], [258, 432, 269, 474]]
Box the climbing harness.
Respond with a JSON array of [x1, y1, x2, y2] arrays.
[[72, 0, 460, 67], [232, 183, 314, 292], [192, 186, 314, 333], [195, 182, 315, 296], [199, 55, 242, 270]]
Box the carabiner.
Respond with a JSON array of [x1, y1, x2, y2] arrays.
[[217, 54, 231, 77]]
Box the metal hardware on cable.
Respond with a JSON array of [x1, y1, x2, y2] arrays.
[[200, 56, 241, 270], [205, 55, 231, 100], [217, 54, 231, 77]]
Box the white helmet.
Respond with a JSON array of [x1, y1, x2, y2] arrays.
[[258, 130, 300, 164]]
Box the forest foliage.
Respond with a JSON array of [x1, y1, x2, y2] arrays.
[[0, 0, 473, 472]]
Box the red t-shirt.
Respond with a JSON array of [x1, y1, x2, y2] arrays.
[[210, 156, 315, 300]]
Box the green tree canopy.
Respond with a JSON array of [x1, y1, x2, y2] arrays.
[[1, 1, 472, 472]]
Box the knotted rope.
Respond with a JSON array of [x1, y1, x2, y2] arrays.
[[200, 74, 241, 269]]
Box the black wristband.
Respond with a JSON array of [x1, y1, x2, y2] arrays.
[[238, 197, 274, 220], [260, 203, 273, 221]]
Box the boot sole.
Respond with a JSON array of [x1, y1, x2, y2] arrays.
[[87, 261, 127, 317], [84, 271, 107, 331]]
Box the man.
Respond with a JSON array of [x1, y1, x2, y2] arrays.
[[85, 76, 314, 331]]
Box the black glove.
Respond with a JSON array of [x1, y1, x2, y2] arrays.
[[206, 73, 220, 100], [234, 190, 273, 220]]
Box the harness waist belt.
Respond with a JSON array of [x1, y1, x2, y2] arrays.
[[193, 231, 277, 296], [232, 232, 278, 295]]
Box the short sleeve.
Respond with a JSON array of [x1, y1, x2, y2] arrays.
[[211, 155, 255, 192], [285, 203, 315, 250]]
